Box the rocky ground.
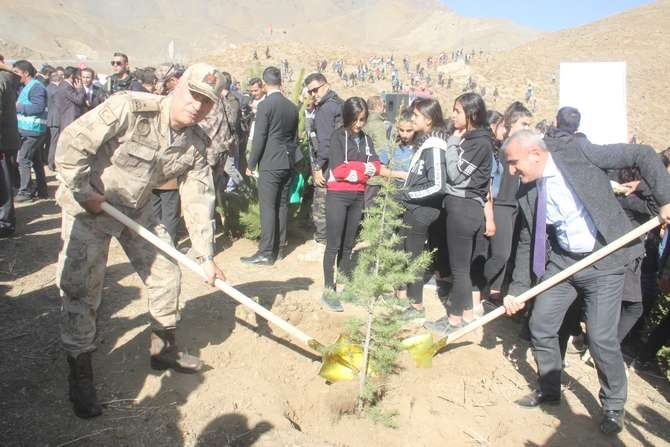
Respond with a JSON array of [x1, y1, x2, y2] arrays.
[[1, 175, 669, 446]]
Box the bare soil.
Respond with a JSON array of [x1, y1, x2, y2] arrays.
[[1, 175, 669, 446]]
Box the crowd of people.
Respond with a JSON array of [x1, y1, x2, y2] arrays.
[[0, 51, 669, 438]]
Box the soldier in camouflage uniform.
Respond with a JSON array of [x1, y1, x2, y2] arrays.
[[55, 63, 226, 419]]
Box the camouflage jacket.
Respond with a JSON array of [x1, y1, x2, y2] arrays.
[[55, 91, 215, 257], [200, 91, 241, 166]]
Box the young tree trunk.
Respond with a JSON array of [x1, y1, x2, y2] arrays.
[[357, 308, 374, 415]]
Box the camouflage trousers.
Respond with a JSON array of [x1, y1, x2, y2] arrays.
[[57, 205, 181, 357], [311, 185, 327, 244]]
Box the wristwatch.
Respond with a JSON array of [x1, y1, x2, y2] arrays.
[[199, 255, 214, 263]]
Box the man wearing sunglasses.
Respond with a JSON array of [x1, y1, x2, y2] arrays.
[[105, 52, 144, 95], [300, 73, 342, 261]]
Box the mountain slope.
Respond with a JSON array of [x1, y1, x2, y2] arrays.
[[0, 0, 540, 62], [473, 0, 670, 149]]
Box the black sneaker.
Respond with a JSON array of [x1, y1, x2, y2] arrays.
[[399, 306, 426, 323], [423, 316, 462, 336], [320, 292, 343, 312], [14, 193, 32, 203]]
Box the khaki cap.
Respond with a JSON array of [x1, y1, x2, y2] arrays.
[[183, 63, 224, 102]]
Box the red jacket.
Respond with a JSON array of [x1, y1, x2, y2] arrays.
[[327, 127, 380, 192]]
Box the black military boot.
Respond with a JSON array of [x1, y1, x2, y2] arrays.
[[150, 329, 203, 373], [67, 352, 103, 419]]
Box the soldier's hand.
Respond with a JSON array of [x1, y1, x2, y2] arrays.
[[201, 260, 225, 286], [81, 193, 106, 215], [503, 295, 525, 316], [313, 169, 326, 187]]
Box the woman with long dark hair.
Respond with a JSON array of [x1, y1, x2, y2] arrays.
[[479, 103, 531, 303], [320, 97, 380, 312], [396, 97, 450, 322], [424, 92, 494, 335]]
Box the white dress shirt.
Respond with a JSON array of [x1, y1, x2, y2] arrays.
[[541, 153, 597, 253]]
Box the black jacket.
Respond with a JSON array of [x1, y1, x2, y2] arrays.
[[444, 128, 494, 206], [46, 82, 60, 127], [248, 91, 299, 171], [314, 89, 343, 170], [492, 145, 519, 207], [0, 69, 20, 154], [398, 133, 447, 209], [55, 80, 86, 130]]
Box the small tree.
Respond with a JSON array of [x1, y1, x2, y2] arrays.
[[337, 178, 432, 417]]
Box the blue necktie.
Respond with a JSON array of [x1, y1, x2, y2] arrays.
[[533, 178, 547, 277]]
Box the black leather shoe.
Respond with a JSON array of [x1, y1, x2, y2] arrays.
[[276, 246, 287, 261], [240, 252, 274, 266], [600, 409, 624, 435], [515, 390, 561, 408]]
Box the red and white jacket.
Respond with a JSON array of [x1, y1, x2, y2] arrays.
[[327, 127, 381, 192]]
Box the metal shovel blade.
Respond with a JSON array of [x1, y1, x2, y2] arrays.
[[400, 333, 446, 368], [400, 216, 662, 367], [317, 335, 364, 382]]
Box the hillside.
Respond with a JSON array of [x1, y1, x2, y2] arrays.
[[472, 0, 670, 149], [0, 0, 539, 64]]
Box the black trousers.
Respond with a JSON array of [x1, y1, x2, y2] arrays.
[[402, 206, 440, 304], [483, 204, 517, 291], [47, 126, 60, 171], [618, 258, 643, 343], [638, 313, 670, 362], [17, 134, 47, 197], [0, 153, 15, 232], [151, 189, 181, 244], [323, 190, 364, 288], [444, 196, 485, 316], [258, 169, 291, 257], [530, 250, 627, 411]]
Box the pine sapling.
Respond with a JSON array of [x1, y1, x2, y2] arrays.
[[338, 178, 432, 415]]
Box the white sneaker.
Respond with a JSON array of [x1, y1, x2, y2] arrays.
[[473, 303, 485, 319]]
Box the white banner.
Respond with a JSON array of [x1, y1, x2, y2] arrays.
[[559, 62, 627, 145]]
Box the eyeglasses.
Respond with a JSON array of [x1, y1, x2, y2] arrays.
[[110, 61, 124, 66], [307, 84, 325, 95]]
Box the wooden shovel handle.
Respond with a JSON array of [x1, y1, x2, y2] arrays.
[[101, 202, 316, 347], [444, 216, 663, 345]]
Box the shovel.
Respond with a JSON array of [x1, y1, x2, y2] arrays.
[[101, 202, 363, 382], [402, 216, 663, 368]]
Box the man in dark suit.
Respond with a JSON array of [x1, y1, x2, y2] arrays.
[[49, 66, 86, 170], [45, 70, 62, 171], [502, 129, 670, 435], [81, 67, 106, 111], [241, 66, 298, 265]]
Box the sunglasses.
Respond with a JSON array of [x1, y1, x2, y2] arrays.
[[110, 60, 124, 66], [307, 84, 324, 95]]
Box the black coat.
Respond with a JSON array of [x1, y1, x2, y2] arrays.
[[55, 81, 86, 130], [46, 82, 60, 127], [509, 129, 670, 296], [0, 69, 19, 154], [248, 91, 298, 172]]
